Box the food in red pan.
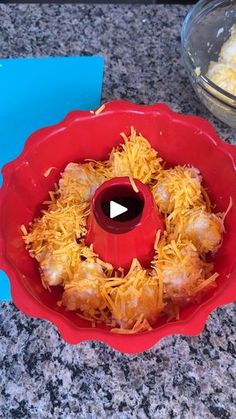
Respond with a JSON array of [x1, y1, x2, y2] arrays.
[[21, 127, 230, 334]]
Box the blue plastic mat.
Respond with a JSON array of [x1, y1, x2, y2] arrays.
[[0, 55, 104, 301]]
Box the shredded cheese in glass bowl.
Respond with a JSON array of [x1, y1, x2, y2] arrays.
[[182, 0, 236, 128]]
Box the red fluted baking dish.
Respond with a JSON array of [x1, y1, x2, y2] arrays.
[[0, 101, 236, 354]]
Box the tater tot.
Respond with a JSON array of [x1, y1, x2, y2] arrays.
[[104, 260, 160, 330], [152, 166, 203, 214], [62, 261, 106, 313], [168, 208, 223, 254], [39, 253, 68, 287], [153, 238, 212, 304], [183, 210, 223, 253], [59, 162, 111, 202], [62, 278, 106, 312]]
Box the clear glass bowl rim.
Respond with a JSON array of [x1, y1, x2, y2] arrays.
[[181, 0, 236, 109]]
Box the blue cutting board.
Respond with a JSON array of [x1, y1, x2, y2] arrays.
[[0, 55, 104, 302]]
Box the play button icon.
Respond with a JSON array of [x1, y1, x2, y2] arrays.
[[100, 185, 145, 224], [110, 200, 128, 219]]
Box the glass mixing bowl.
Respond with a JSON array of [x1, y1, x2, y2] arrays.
[[181, 0, 236, 128]]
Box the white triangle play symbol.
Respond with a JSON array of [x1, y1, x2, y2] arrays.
[[110, 200, 128, 219]]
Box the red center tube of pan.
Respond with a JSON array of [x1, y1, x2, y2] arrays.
[[85, 177, 164, 271]]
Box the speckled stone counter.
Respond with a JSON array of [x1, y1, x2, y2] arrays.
[[0, 4, 235, 419]]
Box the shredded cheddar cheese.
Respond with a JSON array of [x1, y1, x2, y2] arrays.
[[95, 104, 106, 115], [109, 127, 163, 184], [129, 176, 139, 193], [154, 229, 161, 250], [166, 207, 224, 253], [223, 196, 233, 222], [20, 224, 28, 236], [22, 126, 229, 335], [152, 166, 207, 214], [102, 259, 161, 329], [89, 104, 106, 116], [44, 167, 57, 178], [59, 161, 112, 202], [153, 237, 217, 303], [95, 103, 105, 115], [23, 160, 112, 287]]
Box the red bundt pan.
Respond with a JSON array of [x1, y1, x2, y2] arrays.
[[0, 101, 236, 354]]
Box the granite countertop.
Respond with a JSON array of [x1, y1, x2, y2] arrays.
[[0, 4, 235, 419]]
